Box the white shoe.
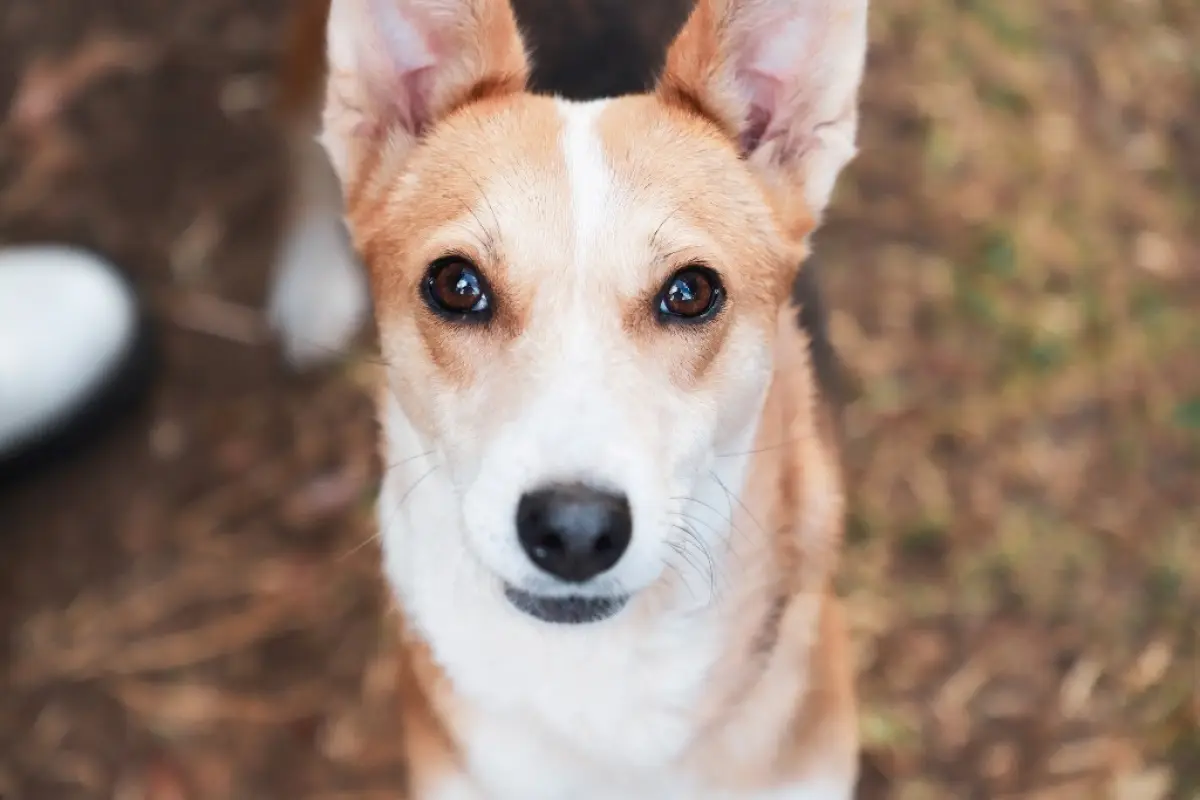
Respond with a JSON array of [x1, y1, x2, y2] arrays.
[[0, 245, 141, 460]]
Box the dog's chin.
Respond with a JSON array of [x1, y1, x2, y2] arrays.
[[503, 585, 629, 625]]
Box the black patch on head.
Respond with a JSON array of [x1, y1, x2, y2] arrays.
[[512, 0, 693, 99]]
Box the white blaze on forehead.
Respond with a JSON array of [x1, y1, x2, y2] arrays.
[[556, 99, 613, 267]]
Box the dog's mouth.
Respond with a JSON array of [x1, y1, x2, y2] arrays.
[[503, 585, 629, 625]]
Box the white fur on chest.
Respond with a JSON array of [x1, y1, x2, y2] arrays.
[[422, 760, 853, 800]]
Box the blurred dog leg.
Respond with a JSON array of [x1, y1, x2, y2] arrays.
[[266, 0, 369, 369], [267, 132, 368, 368]]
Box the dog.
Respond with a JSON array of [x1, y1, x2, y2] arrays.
[[288, 0, 869, 795]]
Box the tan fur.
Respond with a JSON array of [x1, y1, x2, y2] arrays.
[[395, 616, 468, 796], [300, 0, 867, 794], [683, 310, 855, 789]]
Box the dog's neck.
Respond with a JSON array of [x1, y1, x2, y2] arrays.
[[375, 307, 842, 772]]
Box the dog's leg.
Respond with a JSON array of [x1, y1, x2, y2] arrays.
[[743, 776, 855, 800], [416, 775, 486, 800], [266, 129, 370, 369], [266, 0, 368, 368]]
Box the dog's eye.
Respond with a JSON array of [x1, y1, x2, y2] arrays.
[[424, 257, 492, 320], [657, 266, 724, 322]]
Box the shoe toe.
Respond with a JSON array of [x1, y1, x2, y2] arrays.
[[0, 245, 138, 453]]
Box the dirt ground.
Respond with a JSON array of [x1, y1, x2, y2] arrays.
[[1, 0, 1198, 798]]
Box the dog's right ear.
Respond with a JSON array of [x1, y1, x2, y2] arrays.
[[659, 0, 868, 238], [321, 0, 529, 191]]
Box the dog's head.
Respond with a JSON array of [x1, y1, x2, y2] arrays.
[[323, 0, 866, 624]]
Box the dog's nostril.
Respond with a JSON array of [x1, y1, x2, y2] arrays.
[[516, 483, 632, 583], [532, 532, 564, 561]]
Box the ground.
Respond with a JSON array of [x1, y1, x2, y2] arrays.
[[1, 0, 1197, 798]]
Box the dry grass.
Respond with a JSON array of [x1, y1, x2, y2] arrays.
[[1, 0, 1197, 798], [830, 1, 1200, 795]]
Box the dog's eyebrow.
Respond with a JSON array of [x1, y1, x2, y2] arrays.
[[649, 242, 714, 280], [649, 208, 679, 249], [438, 207, 501, 264], [644, 211, 714, 270], [453, 157, 506, 248]]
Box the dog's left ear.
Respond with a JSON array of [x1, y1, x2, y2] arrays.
[[321, 0, 529, 192], [659, 0, 868, 231]]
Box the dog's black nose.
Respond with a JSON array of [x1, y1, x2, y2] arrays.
[[516, 484, 632, 583]]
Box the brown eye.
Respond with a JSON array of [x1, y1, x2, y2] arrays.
[[424, 256, 492, 321], [657, 266, 724, 322]]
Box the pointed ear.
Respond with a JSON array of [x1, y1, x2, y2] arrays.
[[659, 0, 867, 222], [321, 0, 529, 189]]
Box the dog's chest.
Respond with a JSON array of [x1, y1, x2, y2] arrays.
[[454, 713, 728, 800], [454, 616, 722, 772], [457, 713, 696, 800], [434, 728, 853, 800], [422, 599, 729, 798]]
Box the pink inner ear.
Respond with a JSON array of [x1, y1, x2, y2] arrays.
[[400, 65, 437, 136], [363, 0, 446, 135], [370, 0, 442, 67], [728, 6, 821, 156], [737, 69, 782, 156]]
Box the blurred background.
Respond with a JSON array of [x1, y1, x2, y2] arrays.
[[1, 0, 1197, 798]]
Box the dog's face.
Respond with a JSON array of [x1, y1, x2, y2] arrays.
[[323, 0, 866, 624], [360, 95, 791, 620]]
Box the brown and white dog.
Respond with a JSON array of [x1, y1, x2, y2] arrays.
[[294, 0, 869, 795]]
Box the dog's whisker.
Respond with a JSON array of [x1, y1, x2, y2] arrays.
[[710, 470, 768, 540], [713, 343, 816, 461], [672, 510, 750, 569], [668, 523, 720, 608], [668, 493, 752, 561], [391, 463, 441, 529], [670, 510, 725, 540], [659, 557, 687, 591], [666, 533, 707, 590], [649, 207, 679, 250], [340, 458, 437, 562], [703, 471, 769, 564], [668, 494, 733, 527], [384, 449, 435, 473], [455, 154, 503, 242], [336, 529, 382, 561], [679, 521, 720, 604], [713, 435, 805, 459]]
